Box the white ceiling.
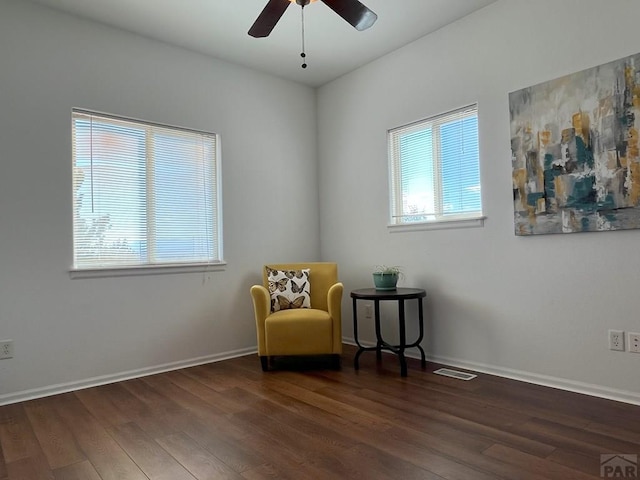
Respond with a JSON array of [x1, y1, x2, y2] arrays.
[[27, 0, 497, 87]]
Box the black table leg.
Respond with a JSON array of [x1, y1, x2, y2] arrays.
[[374, 300, 382, 360], [352, 296, 363, 370], [398, 299, 407, 377], [417, 297, 426, 367]]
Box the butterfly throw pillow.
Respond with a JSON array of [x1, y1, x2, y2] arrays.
[[266, 267, 311, 312]]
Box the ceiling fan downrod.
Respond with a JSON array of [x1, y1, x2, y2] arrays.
[[300, 3, 307, 69]]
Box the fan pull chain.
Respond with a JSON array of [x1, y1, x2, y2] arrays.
[[300, 5, 307, 69]]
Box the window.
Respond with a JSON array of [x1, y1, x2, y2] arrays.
[[388, 104, 483, 229], [72, 110, 222, 273]]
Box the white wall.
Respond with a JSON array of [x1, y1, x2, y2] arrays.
[[0, 0, 319, 402], [318, 0, 640, 401], [3, 0, 639, 405]]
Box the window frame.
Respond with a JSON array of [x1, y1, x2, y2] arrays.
[[70, 109, 225, 278], [387, 104, 485, 232]]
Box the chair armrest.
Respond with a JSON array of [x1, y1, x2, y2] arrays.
[[327, 282, 344, 354], [250, 285, 271, 355]]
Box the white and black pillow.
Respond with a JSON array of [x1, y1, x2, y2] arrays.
[[266, 267, 311, 312]]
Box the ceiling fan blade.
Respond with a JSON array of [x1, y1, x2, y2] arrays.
[[248, 0, 291, 38], [321, 0, 377, 31]]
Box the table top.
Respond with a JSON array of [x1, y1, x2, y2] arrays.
[[350, 287, 426, 300]]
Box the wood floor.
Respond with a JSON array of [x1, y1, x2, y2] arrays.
[[1, 344, 639, 480]]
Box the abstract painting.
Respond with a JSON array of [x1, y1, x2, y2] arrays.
[[509, 53, 640, 235]]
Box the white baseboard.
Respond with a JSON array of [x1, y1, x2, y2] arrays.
[[342, 338, 640, 406], [0, 346, 258, 406], [4, 341, 639, 407]]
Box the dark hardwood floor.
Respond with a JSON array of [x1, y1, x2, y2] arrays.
[[1, 344, 639, 479]]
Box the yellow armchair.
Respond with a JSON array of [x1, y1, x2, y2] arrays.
[[250, 262, 343, 371]]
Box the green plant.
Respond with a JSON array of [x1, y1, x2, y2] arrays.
[[372, 265, 403, 290], [373, 265, 403, 277]]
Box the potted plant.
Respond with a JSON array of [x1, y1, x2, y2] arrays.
[[372, 265, 403, 290]]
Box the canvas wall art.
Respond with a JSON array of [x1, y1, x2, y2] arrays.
[[509, 53, 640, 235]]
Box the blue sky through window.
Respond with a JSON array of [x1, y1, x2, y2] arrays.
[[391, 107, 481, 224]]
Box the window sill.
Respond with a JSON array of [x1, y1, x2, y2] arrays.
[[388, 216, 486, 233], [69, 261, 227, 279]]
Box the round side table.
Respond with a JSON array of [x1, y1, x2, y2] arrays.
[[350, 287, 426, 377]]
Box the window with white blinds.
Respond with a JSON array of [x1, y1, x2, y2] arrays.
[[388, 104, 483, 228], [72, 110, 222, 271]]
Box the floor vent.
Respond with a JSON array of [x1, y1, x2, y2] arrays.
[[433, 368, 477, 381]]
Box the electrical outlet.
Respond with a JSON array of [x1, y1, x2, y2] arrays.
[[609, 330, 625, 351], [0, 340, 14, 359], [364, 304, 372, 319], [628, 333, 640, 353]]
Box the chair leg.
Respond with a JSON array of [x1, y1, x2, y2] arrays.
[[332, 354, 341, 370], [260, 356, 269, 372]]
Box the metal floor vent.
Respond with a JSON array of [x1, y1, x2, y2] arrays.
[[433, 368, 477, 381]]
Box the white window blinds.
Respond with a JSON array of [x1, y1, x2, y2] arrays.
[[388, 104, 482, 226], [72, 110, 221, 270]]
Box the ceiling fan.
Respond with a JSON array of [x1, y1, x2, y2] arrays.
[[248, 0, 378, 38]]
